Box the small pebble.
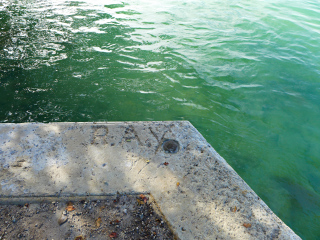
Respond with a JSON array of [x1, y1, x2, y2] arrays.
[[58, 215, 68, 225]]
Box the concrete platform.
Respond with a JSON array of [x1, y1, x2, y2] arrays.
[[0, 121, 301, 239]]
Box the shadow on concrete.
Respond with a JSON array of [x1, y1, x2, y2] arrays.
[[0, 121, 301, 239]]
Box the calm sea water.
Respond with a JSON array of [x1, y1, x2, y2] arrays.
[[1, 0, 320, 238]]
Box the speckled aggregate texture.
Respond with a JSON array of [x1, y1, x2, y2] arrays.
[[0, 194, 175, 239], [0, 121, 301, 240]]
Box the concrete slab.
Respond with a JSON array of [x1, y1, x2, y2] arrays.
[[0, 121, 301, 239]]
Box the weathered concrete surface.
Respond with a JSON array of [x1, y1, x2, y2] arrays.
[[0, 121, 301, 239]]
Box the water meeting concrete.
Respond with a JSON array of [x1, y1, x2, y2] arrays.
[[0, 121, 301, 239]]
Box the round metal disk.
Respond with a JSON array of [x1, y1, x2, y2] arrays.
[[162, 139, 180, 154]]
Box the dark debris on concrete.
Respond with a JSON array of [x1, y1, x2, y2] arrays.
[[0, 193, 176, 240]]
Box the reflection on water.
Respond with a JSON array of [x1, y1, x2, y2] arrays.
[[1, 0, 320, 239]]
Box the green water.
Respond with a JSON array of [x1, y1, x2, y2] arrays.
[[1, 0, 320, 238]]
